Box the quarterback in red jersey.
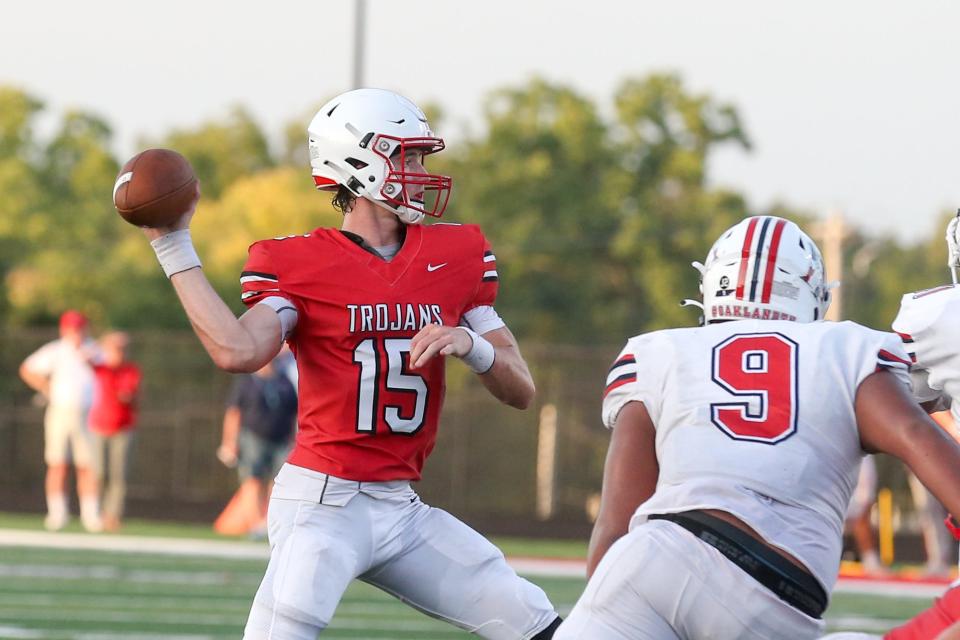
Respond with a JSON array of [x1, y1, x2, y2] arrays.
[[240, 222, 498, 481], [137, 88, 561, 639]]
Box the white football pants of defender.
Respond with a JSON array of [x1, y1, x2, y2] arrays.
[[555, 519, 823, 640], [243, 463, 557, 639]]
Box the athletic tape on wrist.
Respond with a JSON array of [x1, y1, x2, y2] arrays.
[[257, 296, 299, 341], [458, 327, 496, 374], [150, 229, 201, 278]]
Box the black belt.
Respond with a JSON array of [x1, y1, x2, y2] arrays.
[[649, 511, 827, 619]]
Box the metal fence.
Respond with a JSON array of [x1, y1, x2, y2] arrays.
[[0, 327, 943, 563], [0, 328, 617, 535]]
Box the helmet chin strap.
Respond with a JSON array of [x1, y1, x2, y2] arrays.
[[682, 261, 707, 324], [679, 299, 705, 327], [367, 195, 424, 225]]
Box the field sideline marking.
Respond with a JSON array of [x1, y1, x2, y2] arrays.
[[0, 528, 947, 597]]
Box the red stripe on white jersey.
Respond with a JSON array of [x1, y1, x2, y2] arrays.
[[878, 349, 912, 367], [760, 219, 787, 303], [736, 217, 759, 300], [603, 375, 637, 398]]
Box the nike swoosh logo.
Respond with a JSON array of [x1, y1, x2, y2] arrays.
[[426, 263, 448, 272]]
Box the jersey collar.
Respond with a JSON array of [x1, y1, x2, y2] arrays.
[[331, 225, 423, 285]]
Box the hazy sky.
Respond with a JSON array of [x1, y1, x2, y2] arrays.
[[3, 1, 959, 243]]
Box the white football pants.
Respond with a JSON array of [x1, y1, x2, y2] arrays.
[[555, 519, 824, 640], [243, 463, 557, 639]]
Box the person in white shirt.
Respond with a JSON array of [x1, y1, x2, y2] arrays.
[[19, 310, 102, 532], [556, 216, 960, 640]]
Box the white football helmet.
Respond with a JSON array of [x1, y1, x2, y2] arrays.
[[698, 216, 832, 323], [308, 88, 451, 224]]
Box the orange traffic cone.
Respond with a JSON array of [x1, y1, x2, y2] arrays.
[[213, 479, 263, 535]]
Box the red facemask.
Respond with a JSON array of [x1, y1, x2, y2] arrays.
[[373, 135, 452, 219]]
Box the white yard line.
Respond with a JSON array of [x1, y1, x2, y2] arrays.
[[0, 626, 46, 638], [0, 529, 269, 560], [0, 528, 950, 598], [832, 579, 947, 599], [825, 616, 907, 632]]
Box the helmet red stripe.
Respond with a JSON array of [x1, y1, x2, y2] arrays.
[[760, 219, 787, 303], [313, 175, 338, 189], [735, 217, 759, 300]]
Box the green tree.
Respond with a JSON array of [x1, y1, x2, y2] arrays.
[[607, 74, 757, 333], [0, 87, 43, 159], [843, 211, 955, 330], [7, 110, 126, 326], [192, 166, 343, 306], [440, 78, 619, 342], [442, 75, 761, 343], [155, 106, 274, 199], [0, 88, 47, 321]]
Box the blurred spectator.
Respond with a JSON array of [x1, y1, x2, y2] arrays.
[[907, 410, 959, 578], [18, 310, 102, 532], [844, 455, 887, 576], [908, 470, 953, 578], [89, 331, 142, 532], [214, 356, 297, 537], [275, 343, 298, 394]]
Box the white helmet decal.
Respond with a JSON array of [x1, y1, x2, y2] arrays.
[[307, 88, 452, 224], [700, 216, 832, 323]]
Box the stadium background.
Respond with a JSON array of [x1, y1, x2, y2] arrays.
[[2, 8, 960, 637], [0, 67, 954, 561]]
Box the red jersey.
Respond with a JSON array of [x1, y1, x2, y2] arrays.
[[240, 223, 498, 481], [89, 363, 142, 435], [885, 584, 960, 639]]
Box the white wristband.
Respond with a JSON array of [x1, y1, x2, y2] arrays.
[[150, 229, 202, 278], [458, 327, 496, 374]]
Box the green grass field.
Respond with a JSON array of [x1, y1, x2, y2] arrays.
[[0, 513, 940, 638]]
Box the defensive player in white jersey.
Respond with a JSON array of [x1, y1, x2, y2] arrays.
[[819, 214, 960, 640], [892, 213, 960, 420], [554, 216, 960, 640]]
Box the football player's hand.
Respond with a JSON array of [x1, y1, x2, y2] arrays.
[[409, 324, 473, 369], [140, 182, 201, 241]]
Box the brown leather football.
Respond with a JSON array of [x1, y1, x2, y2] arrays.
[[113, 149, 197, 227]]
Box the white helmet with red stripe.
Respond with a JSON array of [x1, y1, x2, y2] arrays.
[[307, 88, 451, 224], [700, 216, 831, 323]]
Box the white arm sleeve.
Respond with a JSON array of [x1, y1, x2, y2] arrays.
[[257, 296, 299, 341], [459, 305, 505, 335]]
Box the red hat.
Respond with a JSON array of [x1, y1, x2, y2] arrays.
[[59, 310, 88, 331]]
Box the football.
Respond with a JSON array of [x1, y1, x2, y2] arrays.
[[113, 148, 198, 227]]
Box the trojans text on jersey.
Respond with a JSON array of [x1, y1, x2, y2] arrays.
[[347, 303, 444, 333]]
